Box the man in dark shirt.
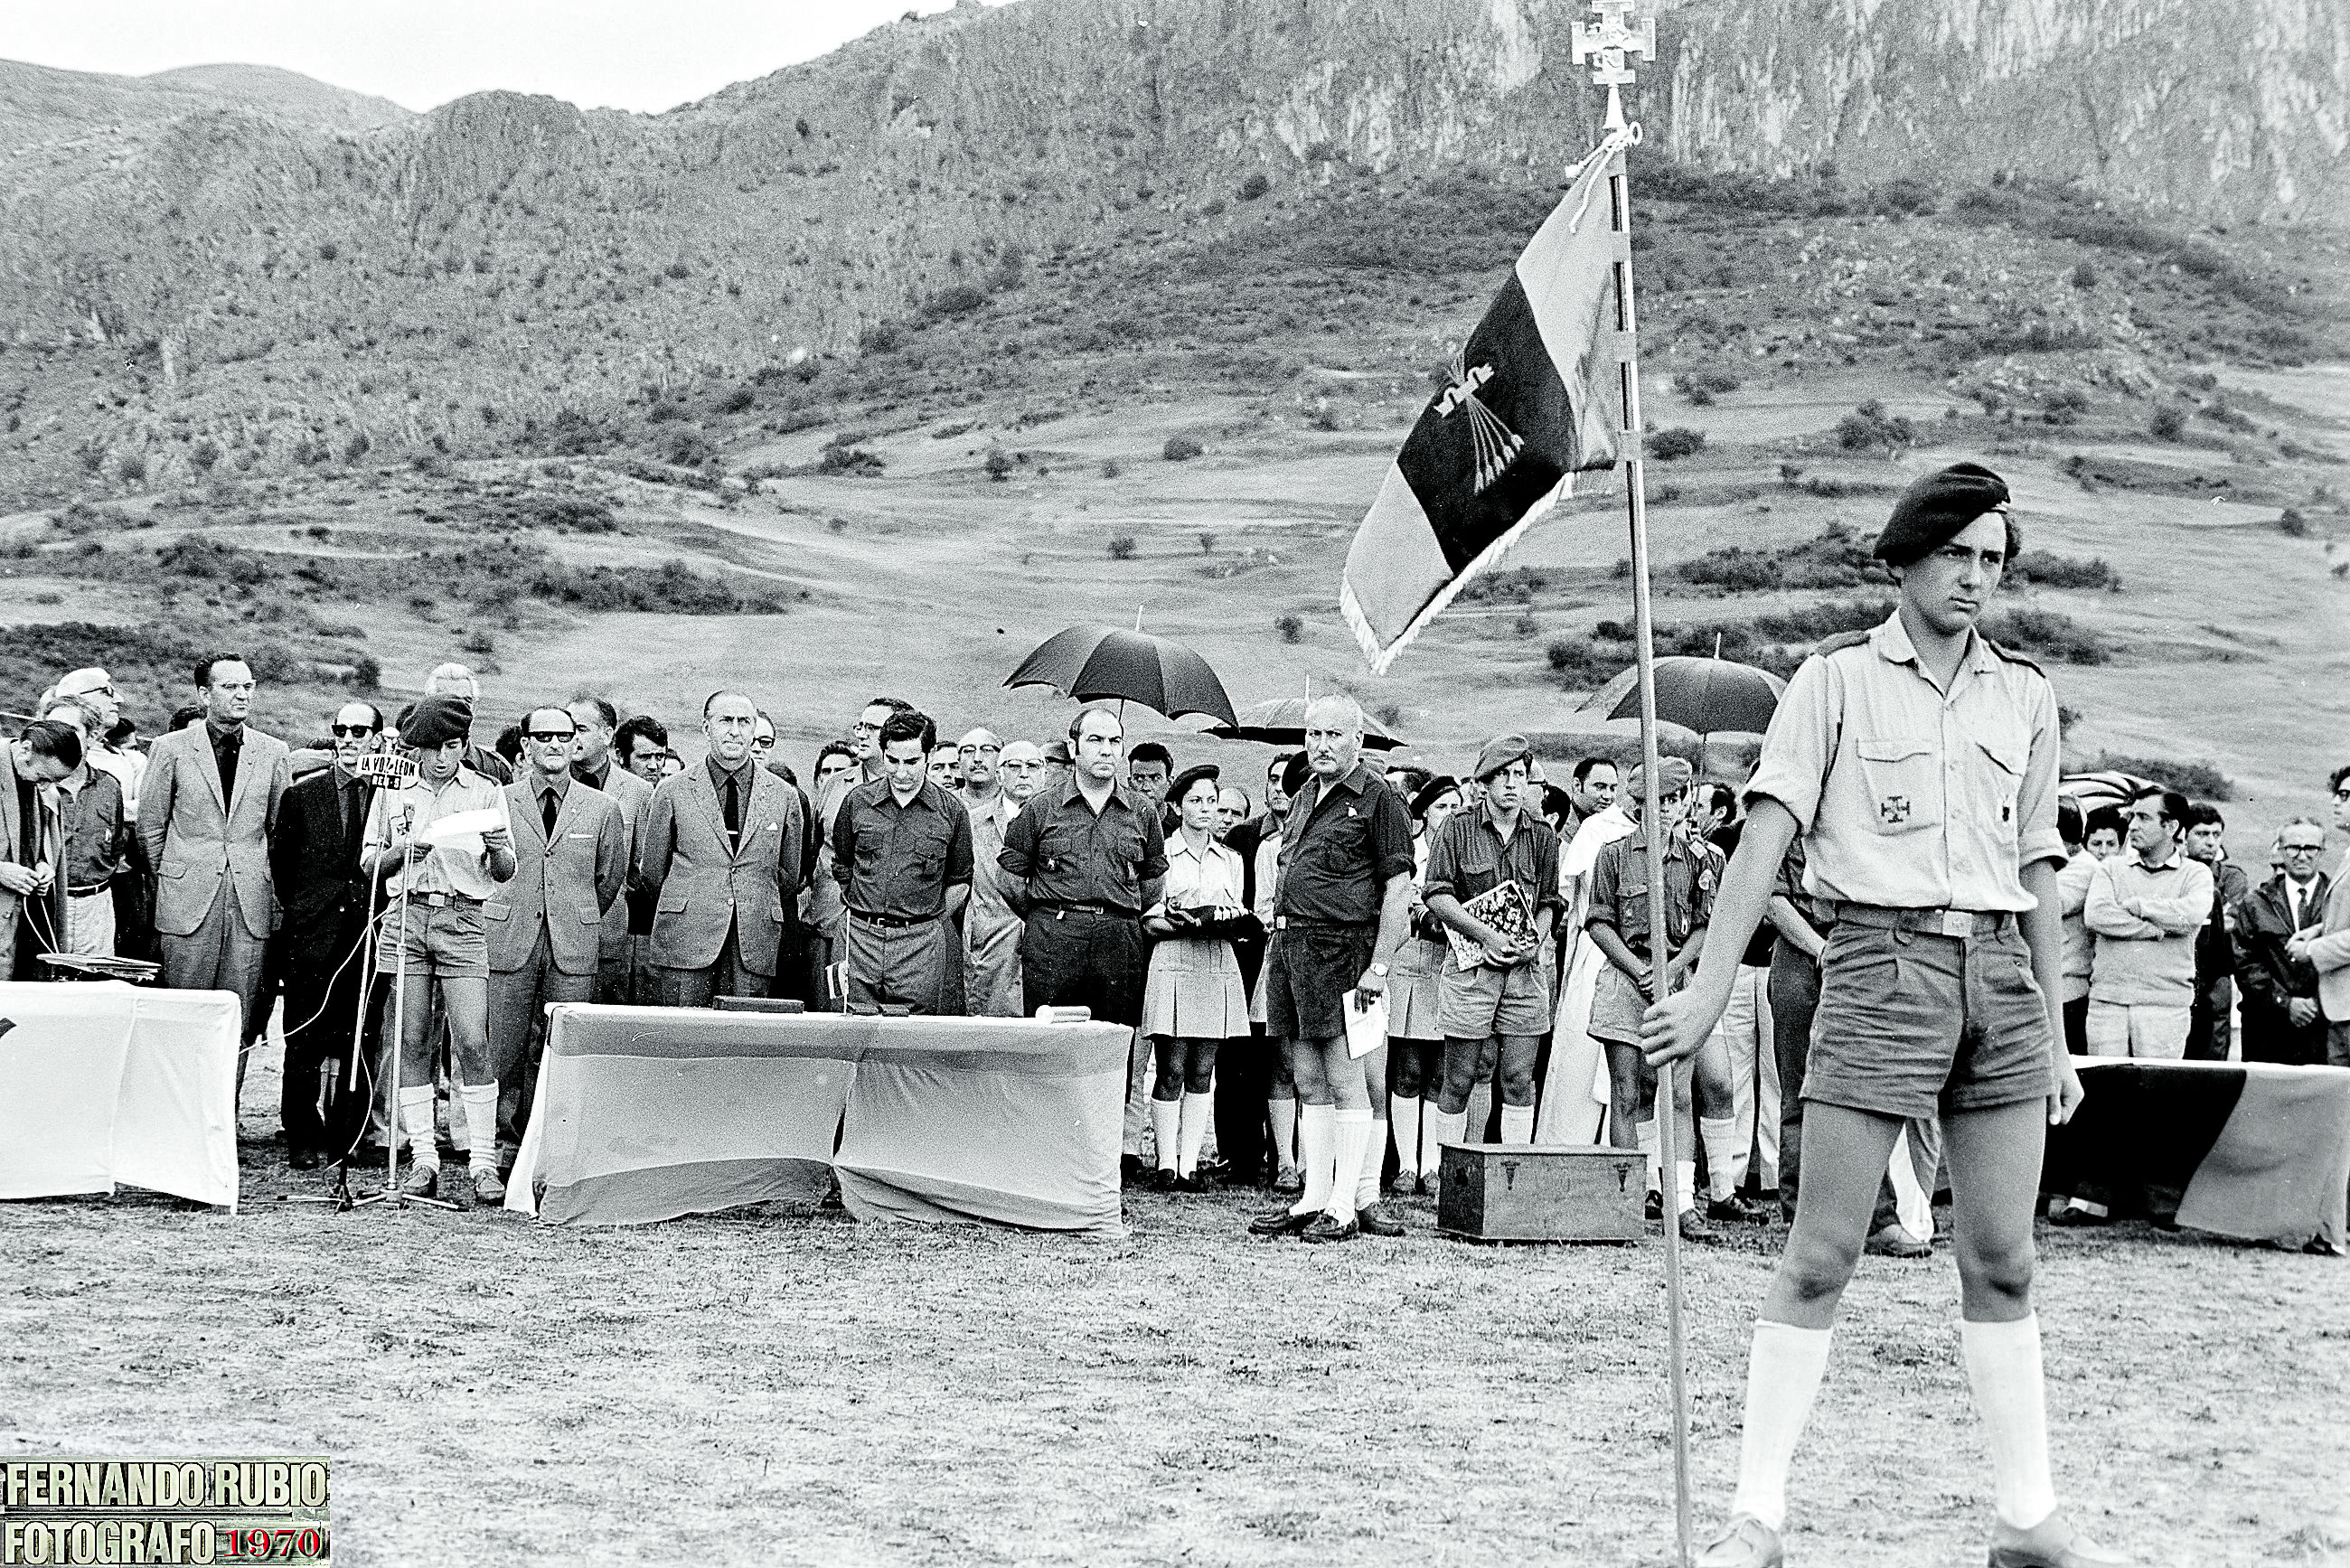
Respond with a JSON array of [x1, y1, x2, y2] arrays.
[[1246, 696, 1415, 1244], [40, 698, 130, 959], [833, 711, 974, 1013], [1001, 705, 1168, 1169], [2183, 803, 2250, 1061]]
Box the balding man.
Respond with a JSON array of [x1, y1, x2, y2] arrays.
[[36, 697, 130, 961], [643, 690, 805, 1007], [424, 663, 512, 785], [53, 666, 155, 960], [1247, 696, 1415, 1243]]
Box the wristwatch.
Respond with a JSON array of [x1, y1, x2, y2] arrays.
[[1370, 962, 1389, 978]]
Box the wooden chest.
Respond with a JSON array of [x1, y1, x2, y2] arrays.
[[1434, 1142, 1647, 1243]]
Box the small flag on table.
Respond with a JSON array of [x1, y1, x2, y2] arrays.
[[1340, 143, 1634, 672]]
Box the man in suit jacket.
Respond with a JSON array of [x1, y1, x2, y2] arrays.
[[643, 690, 804, 1008], [568, 697, 654, 1004], [2235, 818, 2330, 1066], [138, 654, 290, 1068], [4, 721, 80, 977], [2289, 768, 2350, 1066], [266, 699, 386, 1169], [489, 705, 628, 1169]]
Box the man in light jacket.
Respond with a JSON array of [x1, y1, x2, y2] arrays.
[[2082, 786, 2212, 1059], [2287, 765, 2350, 1066]]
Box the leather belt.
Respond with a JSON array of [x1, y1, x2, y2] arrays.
[[69, 881, 113, 898], [850, 909, 938, 929], [1039, 903, 1125, 919], [1271, 915, 1369, 932], [400, 891, 481, 909], [1833, 903, 2010, 939]]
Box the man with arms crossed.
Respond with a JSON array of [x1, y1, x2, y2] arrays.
[[1643, 465, 2125, 1568]]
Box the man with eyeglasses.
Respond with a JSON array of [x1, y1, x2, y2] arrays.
[[34, 697, 128, 962], [2235, 817, 2330, 1066], [51, 667, 144, 818], [140, 653, 290, 1083], [644, 690, 805, 1008], [1001, 707, 1168, 1169], [962, 731, 1025, 1017], [2287, 767, 2350, 1066], [268, 700, 387, 1169], [488, 706, 628, 1169]]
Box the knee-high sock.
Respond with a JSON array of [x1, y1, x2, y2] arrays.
[[1269, 1096, 1299, 1169], [459, 1083, 499, 1168], [1330, 1107, 1371, 1220], [398, 1085, 438, 1168], [1177, 1091, 1212, 1178], [1389, 1095, 1421, 1178], [1293, 1104, 1335, 1216], [1499, 1103, 1535, 1145], [1961, 1315, 2058, 1531], [1700, 1115, 1743, 1201], [1150, 1096, 1180, 1173], [1637, 1118, 1660, 1194], [1424, 1106, 1466, 1172], [1730, 1319, 1833, 1532], [1355, 1118, 1386, 1210]]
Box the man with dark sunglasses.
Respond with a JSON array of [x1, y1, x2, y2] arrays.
[[268, 700, 386, 1169]]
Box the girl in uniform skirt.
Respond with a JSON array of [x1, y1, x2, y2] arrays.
[[1142, 765, 1253, 1190], [1386, 775, 1463, 1195]]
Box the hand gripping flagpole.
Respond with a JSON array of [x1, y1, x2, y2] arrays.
[[1574, 5, 1693, 1564]]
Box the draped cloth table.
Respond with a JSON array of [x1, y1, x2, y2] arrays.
[[2041, 1059, 2350, 1253], [506, 1005, 1129, 1234], [0, 981, 240, 1210]]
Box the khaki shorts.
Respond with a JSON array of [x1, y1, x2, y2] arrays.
[[376, 897, 489, 981], [1436, 956, 1553, 1040], [1587, 962, 1655, 1047], [1804, 918, 2054, 1121]]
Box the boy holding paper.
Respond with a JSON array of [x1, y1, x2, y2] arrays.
[[1421, 735, 1564, 1151], [361, 694, 516, 1204]]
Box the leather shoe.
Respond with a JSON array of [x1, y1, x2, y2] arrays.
[[1273, 1164, 1305, 1195], [1988, 1513, 2137, 1567], [400, 1162, 438, 1199], [1695, 1513, 1782, 1568], [471, 1166, 507, 1205], [1678, 1207, 1717, 1244], [1356, 1202, 1405, 1237], [1301, 1213, 1358, 1244], [287, 1148, 323, 1172], [1645, 1189, 1664, 1221], [1248, 1205, 1316, 1237], [1709, 1193, 1770, 1225], [1866, 1224, 1933, 1258], [1152, 1167, 1180, 1192]]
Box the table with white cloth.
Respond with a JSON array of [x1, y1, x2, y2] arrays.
[[0, 981, 241, 1209], [506, 1005, 1129, 1233]]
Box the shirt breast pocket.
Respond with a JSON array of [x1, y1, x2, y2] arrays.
[[1855, 737, 1940, 835], [1973, 734, 2026, 845]]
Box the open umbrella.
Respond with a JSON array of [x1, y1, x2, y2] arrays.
[[1581, 655, 1786, 738], [1206, 696, 1407, 752], [1004, 624, 1239, 728]]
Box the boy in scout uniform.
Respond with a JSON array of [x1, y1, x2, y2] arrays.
[[1642, 465, 2122, 1568]]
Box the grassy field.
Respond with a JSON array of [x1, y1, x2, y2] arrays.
[[5, 1050, 2347, 1568]]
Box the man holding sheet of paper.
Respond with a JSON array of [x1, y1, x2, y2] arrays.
[[360, 694, 517, 1205], [1245, 695, 1415, 1244], [1420, 734, 1564, 1152]]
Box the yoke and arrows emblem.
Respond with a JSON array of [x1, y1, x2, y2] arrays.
[[1435, 349, 1523, 493]]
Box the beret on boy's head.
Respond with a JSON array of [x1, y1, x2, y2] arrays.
[[1873, 461, 2013, 567], [1408, 775, 1461, 821], [1472, 733, 1533, 784], [398, 694, 473, 751]]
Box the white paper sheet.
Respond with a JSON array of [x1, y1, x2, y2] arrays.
[[418, 807, 503, 850], [1345, 991, 1387, 1059]]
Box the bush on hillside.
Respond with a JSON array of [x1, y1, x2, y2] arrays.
[[1163, 436, 1204, 462], [1649, 427, 1706, 461], [2007, 550, 2118, 590], [1837, 399, 1914, 455]]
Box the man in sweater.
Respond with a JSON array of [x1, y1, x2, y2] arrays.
[[2082, 787, 2213, 1059]]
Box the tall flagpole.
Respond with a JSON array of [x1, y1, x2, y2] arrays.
[[1574, 6, 1693, 1565]]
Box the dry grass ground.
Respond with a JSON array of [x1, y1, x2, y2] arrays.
[[5, 1051, 2346, 1567]]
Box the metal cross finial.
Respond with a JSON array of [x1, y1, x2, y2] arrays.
[[1572, 0, 1657, 128]]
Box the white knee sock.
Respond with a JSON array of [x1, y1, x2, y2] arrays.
[[1294, 1104, 1335, 1215], [1424, 1105, 1463, 1173], [1151, 1097, 1180, 1173], [1961, 1315, 2058, 1531], [1499, 1103, 1535, 1145], [1700, 1115, 1742, 1201], [1330, 1107, 1371, 1222], [1389, 1095, 1422, 1177], [1637, 1118, 1660, 1194], [1269, 1096, 1298, 1169], [459, 1083, 498, 1169], [1675, 1160, 1698, 1215], [1356, 1119, 1386, 1209], [398, 1086, 438, 1169], [1177, 1091, 1212, 1178], [1730, 1319, 1833, 1532]]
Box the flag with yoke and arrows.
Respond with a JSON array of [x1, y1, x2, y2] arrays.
[[1339, 37, 1646, 674]]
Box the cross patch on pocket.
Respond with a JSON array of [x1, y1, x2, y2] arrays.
[[1880, 795, 1911, 824]]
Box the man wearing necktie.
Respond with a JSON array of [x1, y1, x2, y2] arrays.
[[487, 706, 628, 1172], [268, 700, 387, 1169], [642, 690, 805, 1008], [2243, 815, 2333, 1066]]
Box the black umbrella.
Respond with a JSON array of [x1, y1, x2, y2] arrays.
[[1582, 655, 1785, 738], [1005, 625, 1240, 728], [1205, 696, 1408, 752]]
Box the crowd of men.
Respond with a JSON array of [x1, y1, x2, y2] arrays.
[[6, 652, 2347, 1231]]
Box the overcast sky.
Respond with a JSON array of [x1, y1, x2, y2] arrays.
[[8, 0, 1011, 115]]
